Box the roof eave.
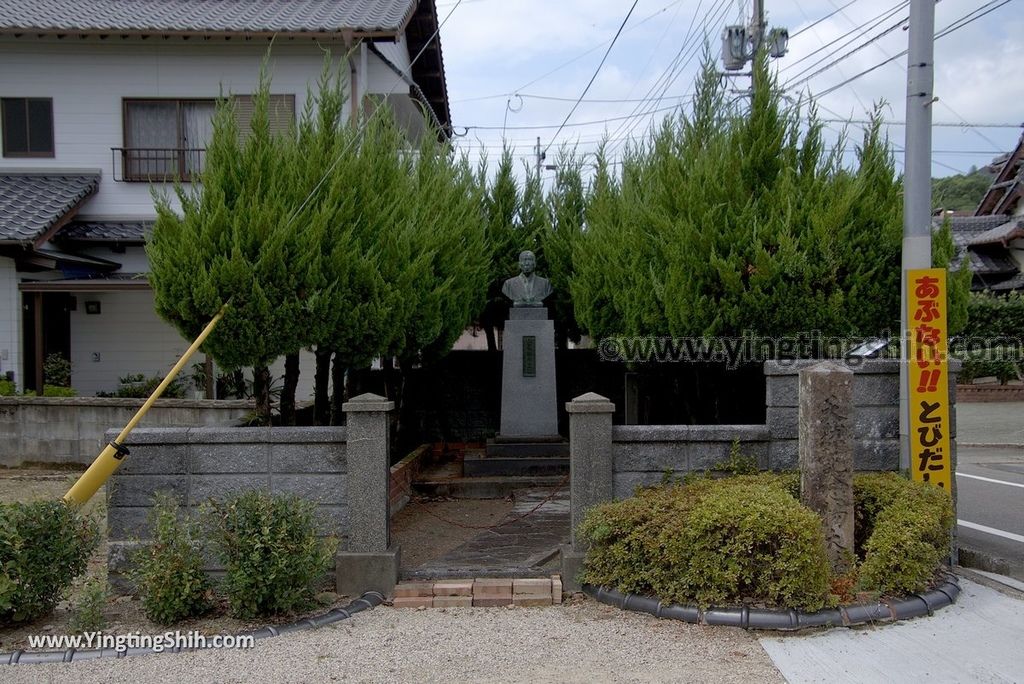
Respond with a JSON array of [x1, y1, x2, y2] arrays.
[[0, 27, 403, 41]]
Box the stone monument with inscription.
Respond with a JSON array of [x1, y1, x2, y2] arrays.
[[466, 251, 568, 476]]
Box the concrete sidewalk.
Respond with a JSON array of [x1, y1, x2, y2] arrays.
[[957, 402, 1024, 446], [759, 578, 1024, 683]]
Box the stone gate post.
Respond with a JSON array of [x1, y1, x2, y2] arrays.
[[336, 393, 400, 597]]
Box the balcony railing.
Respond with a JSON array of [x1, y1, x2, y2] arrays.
[[111, 147, 206, 182]]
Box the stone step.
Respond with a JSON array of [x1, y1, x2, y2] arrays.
[[464, 452, 569, 477], [412, 474, 566, 499], [484, 439, 569, 458]]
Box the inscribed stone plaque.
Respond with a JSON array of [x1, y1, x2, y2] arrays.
[[522, 336, 536, 377]]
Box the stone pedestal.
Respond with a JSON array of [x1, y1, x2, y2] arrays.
[[499, 307, 558, 438], [798, 362, 855, 575]]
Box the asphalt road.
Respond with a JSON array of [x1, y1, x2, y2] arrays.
[[955, 402, 1024, 581]]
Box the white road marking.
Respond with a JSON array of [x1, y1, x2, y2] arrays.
[[956, 471, 1024, 489], [958, 520, 1024, 544]]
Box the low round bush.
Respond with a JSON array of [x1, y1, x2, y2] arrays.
[[0, 500, 99, 624], [854, 473, 954, 594], [579, 475, 832, 611], [580, 472, 954, 611], [130, 493, 211, 625], [206, 491, 335, 620]]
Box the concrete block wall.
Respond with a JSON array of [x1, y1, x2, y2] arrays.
[[106, 425, 347, 590], [611, 425, 770, 498], [765, 359, 957, 472], [767, 360, 899, 471], [0, 397, 253, 467]]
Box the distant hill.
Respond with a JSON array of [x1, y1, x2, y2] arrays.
[[933, 167, 994, 213]]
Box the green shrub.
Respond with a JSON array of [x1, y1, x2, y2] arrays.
[[43, 353, 72, 387], [855, 474, 954, 594], [99, 373, 186, 399], [955, 347, 1021, 385], [68, 577, 107, 633], [130, 493, 211, 625], [0, 378, 15, 396], [42, 384, 77, 397], [0, 501, 99, 624], [579, 476, 831, 611], [206, 491, 335, 619]]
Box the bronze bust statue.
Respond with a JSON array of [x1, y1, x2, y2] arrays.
[[502, 250, 553, 308]]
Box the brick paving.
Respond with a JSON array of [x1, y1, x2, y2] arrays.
[[403, 487, 570, 580], [392, 576, 562, 608]]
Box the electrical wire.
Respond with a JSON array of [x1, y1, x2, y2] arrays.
[[280, 0, 468, 231], [791, 0, 862, 38], [805, 0, 1016, 100], [606, 0, 735, 156], [542, 0, 640, 155]]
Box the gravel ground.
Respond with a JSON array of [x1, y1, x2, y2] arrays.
[[5, 599, 783, 683]]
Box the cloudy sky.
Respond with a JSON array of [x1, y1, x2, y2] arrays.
[[432, 0, 1022, 179]]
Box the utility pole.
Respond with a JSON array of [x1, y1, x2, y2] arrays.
[[900, 0, 936, 472], [750, 0, 765, 97], [721, 2, 786, 91], [534, 136, 545, 177]]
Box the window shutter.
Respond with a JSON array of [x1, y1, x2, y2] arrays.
[[231, 94, 295, 141]]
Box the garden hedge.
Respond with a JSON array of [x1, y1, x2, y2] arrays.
[[579, 472, 953, 611]]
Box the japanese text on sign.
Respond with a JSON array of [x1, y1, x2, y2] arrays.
[[907, 268, 952, 490]]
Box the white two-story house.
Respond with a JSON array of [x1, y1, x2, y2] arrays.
[[0, 0, 451, 398]]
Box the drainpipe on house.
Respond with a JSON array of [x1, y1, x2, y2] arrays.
[[62, 303, 229, 506]]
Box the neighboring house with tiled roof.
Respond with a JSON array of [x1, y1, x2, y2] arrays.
[[937, 213, 1024, 293], [0, 0, 451, 396], [975, 133, 1024, 218]]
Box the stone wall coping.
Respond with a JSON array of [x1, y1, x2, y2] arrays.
[[0, 397, 253, 408], [763, 359, 900, 376], [566, 392, 616, 414], [105, 425, 348, 445], [341, 393, 395, 413], [612, 424, 770, 442], [764, 358, 960, 376]]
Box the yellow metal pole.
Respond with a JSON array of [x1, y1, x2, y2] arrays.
[[63, 304, 229, 507]]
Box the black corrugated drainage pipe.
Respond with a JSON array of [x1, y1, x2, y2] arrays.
[[2, 591, 385, 665], [582, 576, 960, 630]]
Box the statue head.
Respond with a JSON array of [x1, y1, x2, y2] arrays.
[[518, 250, 536, 276]]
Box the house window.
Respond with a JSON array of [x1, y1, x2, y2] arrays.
[[122, 99, 215, 181], [1, 98, 54, 157], [119, 95, 295, 182]]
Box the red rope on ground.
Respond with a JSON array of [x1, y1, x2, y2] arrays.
[[401, 472, 569, 531]]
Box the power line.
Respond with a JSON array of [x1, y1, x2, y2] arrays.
[[463, 103, 684, 132], [543, 0, 640, 155], [803, 0, 1016, 100], [607, 0, 735, 155], [450, 0, 688, 104], [790, 0, 862, 38], [280, 0, 468, 230], [784, 12, 908, 90], [781, 1, 908, 75]]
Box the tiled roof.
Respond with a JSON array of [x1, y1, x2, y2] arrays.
[[936, 214, 1015, 248], [0, 172, 99, 244], [60, 220, 151, 242], [968, 217, 1024, 247], [985, 272, 1024, 292], [964, 248, 1018, 276], [0, 0, 417, 35]]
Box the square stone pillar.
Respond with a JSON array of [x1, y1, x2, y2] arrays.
[[337, 392, 400, 597], [561, 392, 615, 591], [799, 362, 855, 576]]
